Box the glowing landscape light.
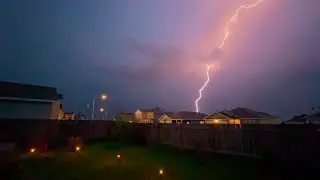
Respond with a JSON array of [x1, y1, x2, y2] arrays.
[[75, 146, 81, 152], [30, 148, 36, 153], [159, 169, 164, 176]]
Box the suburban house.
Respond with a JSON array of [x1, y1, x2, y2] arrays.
[[285, 107, 320, 124], [75, 113, 88, 120], [284, 114, 308, 124], [158, 111, 208, 124], [303, 112, 320, 124], [115, 112, 135, 123], [0, 81, 63, 119], [204, 110, 240, 124], [229, 107, 280, 124], [58, 109, 64, 119], [205, 107, 280, 125], [62, 112, 76, 120], [135, 107, 166, 123]]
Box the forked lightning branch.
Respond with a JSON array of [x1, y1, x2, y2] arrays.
[[195, 0, 266, 113]]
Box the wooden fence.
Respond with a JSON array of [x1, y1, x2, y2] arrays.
[[119, 123, 320, 167], [0, 119, 114, 151], [1, 119, 320, 167]]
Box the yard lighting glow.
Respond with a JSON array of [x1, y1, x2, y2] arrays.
[[30, 148, 36, 153], [159, 169, 164, 176], [75, 146, 81, 152], [117, 154, 121, 159]]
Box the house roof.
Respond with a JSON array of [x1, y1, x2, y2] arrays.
[[139, 107, 167, 113], [118, 112, 134, 116], [286, 110, 320, 123], [286, 114, 307, 122], [307, 110, 320, 118], [220, 111, 239, 118], [230, 107, 279, 119], [0, 81, 62, 101], [120, 112, 134, 116], [205, 110, 239, 119], [164, 111, 208, 120]]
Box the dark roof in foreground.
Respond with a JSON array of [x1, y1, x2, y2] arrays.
[[164, 111, 208, 120], [0, 81, 62, 101]]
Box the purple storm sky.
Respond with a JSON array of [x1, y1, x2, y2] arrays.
[[0, 0, 319, 119]]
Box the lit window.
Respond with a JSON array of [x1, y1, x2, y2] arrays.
[[229, 119, 240, 124]]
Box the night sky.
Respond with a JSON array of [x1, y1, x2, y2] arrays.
[[1, 0, 319, 120]]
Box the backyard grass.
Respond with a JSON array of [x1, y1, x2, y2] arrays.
[[17, 142, 280, 180]]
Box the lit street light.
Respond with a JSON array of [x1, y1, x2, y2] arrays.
[[101, 94, 107, 100], [99, 108, 108, 120], [91, 94, 107, 120]]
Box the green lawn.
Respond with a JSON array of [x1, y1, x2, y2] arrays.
[[18, 142, 278, 180]]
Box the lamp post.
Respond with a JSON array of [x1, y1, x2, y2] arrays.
[[91, 94, 107, 120]]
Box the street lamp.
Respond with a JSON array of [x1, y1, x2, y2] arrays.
[[91, 94, 107, 120], [101, 94, 107, 100], [99, 108, 108, 120]]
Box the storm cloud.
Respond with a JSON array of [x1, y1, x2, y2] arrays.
[[0, 0, 319, 119]]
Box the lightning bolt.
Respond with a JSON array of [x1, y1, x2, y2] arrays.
[[195, 0, 266, 113], [195, 64, 213, 113]]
